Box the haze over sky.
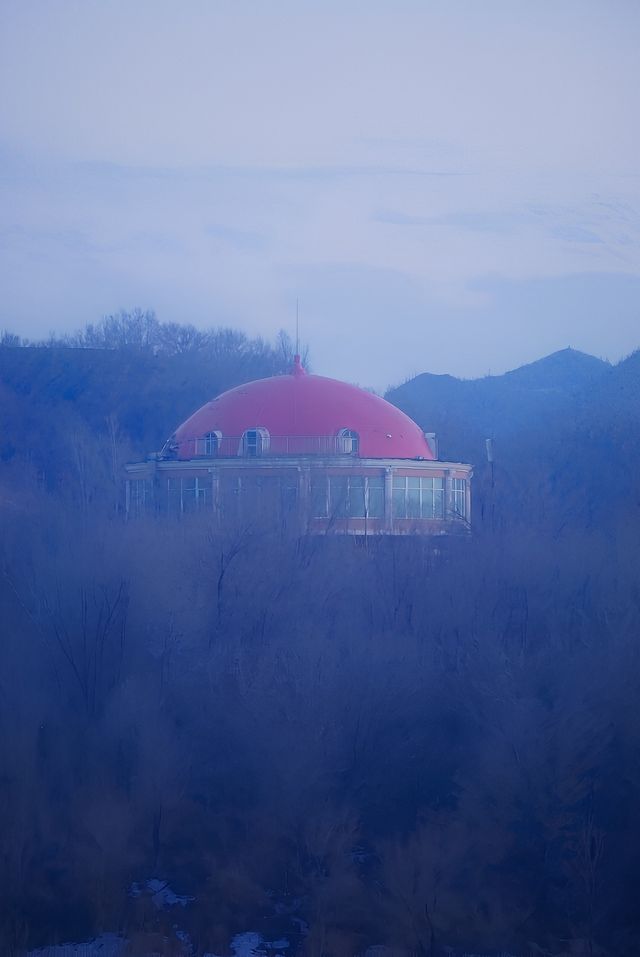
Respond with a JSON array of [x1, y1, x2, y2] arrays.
[[1, 0, 639, 388]]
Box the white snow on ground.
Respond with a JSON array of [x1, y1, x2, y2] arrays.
[[229, 932, 290, 957], [129, 877, 195, 909], [231, 931, 264, 957], [27, 934, 125, 957]]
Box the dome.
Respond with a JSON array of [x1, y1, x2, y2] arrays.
[[170, 358, 434, 460]]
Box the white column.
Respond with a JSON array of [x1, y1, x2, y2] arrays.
[[384, 468, 394, 532], [445, 469, 453, 521]]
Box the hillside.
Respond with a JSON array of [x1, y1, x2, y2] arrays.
[[0, 339, 292, 494], [386, 348, 640, 535], [0, 342, 289, 448], [385, 348, 613, 462], [2, 337, 640, 956]]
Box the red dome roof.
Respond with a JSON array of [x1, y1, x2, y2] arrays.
[[172, 359, 434, 460]]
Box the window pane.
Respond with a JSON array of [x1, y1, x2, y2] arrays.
[[392, 487, 406, 519], [311, 477, 328, 517], [244, 430, 258, 456], [349, 476, 366, 518], [433, 478, 444, 519], [452, 478, 466, 518], [421, 481, 434, 518], [130, 479, 150, 515], [338, 429, 359, 454], [182, 478, 198, 512], [407, 485, 420, 518], [281, 481, 298, 514], [367, 477, 384, 518], [204, 432, 219, 455], [329, 477, 349, 518], [220, 476, 240, 519], [167, 478, 182, 514]]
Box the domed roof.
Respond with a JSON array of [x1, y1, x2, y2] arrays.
[[171, 358, 434, 460]]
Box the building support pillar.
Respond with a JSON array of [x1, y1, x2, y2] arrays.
[[384, 468, 394, 533], [298, 467, 311, 535], [445, 469, 453, 521]]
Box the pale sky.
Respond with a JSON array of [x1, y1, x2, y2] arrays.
[[1, 0, 639, 388]]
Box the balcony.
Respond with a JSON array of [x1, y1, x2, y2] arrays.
[[186, 434, 360, 458]]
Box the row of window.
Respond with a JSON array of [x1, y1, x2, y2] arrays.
[[311, 475, 384, 519], [392, 476, 466, 520], [167, 476, 210, 513], [191, 428, 360, 458], [129, 475, 467, 520]]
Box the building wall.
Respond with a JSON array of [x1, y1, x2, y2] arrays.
[[125, 456, 472, 535]]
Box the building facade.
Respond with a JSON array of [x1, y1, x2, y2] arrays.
[[125, 357, 472, 535]]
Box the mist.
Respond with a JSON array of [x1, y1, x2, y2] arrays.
[[1, 3, 640, 956]]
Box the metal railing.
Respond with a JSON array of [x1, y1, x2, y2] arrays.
[[183, 434, 360, 458]]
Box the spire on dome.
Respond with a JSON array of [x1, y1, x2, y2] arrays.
[[291, 354, 306, 376]]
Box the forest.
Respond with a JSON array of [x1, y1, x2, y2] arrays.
[[1, 312, 639, 957]]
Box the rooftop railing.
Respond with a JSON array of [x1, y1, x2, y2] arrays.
[[225, 435, 354, 457], [172, 434, 360, 458]]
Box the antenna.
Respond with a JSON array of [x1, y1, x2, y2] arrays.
[[295, 297, 300, 356]]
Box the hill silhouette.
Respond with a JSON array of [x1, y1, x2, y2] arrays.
[[386, 347, 640, 536], [385, 348, 613, 463], [0, 332, 294, 495]]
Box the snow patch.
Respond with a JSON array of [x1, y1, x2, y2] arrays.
[[27, 934, 125, 957], [129, 878, 195, 909]]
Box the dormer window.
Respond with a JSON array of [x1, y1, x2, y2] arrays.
[[241, 428, 270, 457], [337, 429, 359, 455], [196, 431, 222, 456]]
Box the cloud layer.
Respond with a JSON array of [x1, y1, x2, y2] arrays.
[[1, 0, 639, 386]]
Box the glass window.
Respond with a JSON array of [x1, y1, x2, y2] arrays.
[[196, 431, 220, 456], [348, 475, 366, 518], [452, 478, 466, 518], [329, 476, 349, 517], [129, 478, 151, 515], [392, 476, 407, 519], [338, 429, 360, 454], [407, 476, 421, 518], [220, 475, 240, 520], [167, 477, 182, 515], [392, 475, 445, 520], [182, 477, 198, 512], [313, 475, 386, 520], [311, 476, 328, 517], [167, 476, 209, 514], [242, 428, 269, 457], [280, 481, 298, 515], [367, 476, 384, 518], [419, 476, 444, 519]]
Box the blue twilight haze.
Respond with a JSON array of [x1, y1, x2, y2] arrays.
[[0, 0, 638, 387]]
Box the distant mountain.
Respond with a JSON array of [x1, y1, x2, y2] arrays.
[[501, 347, 610, 390], [385, 348, 613, 462], [386, 347, 640, 533]]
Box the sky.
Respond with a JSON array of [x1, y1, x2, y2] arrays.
[[0, 0, 639, 389]]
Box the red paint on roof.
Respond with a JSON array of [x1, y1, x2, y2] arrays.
[[173, 361, 434, 460]]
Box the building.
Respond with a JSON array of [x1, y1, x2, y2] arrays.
[[125, 356, 472, 535]]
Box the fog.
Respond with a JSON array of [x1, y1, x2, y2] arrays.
[[1, 1, 639, 385], [1, 4, 640, 956]]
